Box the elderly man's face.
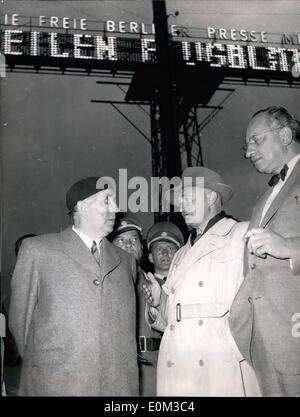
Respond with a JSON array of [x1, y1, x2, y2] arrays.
[[149, 241, 178, 273], [84, 189, 119, 237], [179, 186, 207, 228], [112, 230, 143, 262], [245, 113, 287, 174]]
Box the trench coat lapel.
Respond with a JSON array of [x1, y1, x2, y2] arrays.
[[169, 218, 236, 289], [190, 217, 236, 261], [260, 159, 300, 229]]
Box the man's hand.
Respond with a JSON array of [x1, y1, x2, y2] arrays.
[[244, 228, 292, 259], [142, 272, 161, 307]]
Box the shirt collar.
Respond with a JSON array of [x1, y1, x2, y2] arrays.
[[154, 272, 167, 280], [286, 153, 300, 180], [72, 226, 102, 250]]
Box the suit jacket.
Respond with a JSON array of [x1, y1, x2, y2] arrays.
[[9, 227, 139, 396], [229, 159, 300, 377]]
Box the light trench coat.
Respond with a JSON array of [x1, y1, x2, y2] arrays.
[[153, 218, 261, 397]]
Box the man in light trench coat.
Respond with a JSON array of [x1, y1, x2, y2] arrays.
[[9, 177, 139, 396], [144, 167, 261, 396]]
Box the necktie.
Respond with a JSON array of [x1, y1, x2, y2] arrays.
[[268, 164, 288, 187], [155, 276, 167, 287], [91, 241, 100, 265]]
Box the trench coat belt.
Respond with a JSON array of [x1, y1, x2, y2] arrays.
[[176, 302, 230, 322]]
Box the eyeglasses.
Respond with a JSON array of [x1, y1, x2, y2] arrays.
[[243, 126, 283, 152]]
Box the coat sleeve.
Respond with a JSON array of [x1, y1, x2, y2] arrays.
[[9, 239, 40, 357], [131, 255, 137, 285], [145, 288, 168, 333]]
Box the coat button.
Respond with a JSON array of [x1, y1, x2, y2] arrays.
[[199, 359, 204, 366], [167, 360, 175, 367], [170, 287, 176, 294], [198, 280, 204, 287], [93, 279, 101, 286], [250, 264, 256, 269], [198, 319, 204, 326], [170, 324, 175, 331]]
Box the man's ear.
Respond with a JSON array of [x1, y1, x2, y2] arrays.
[[208, 190, 218, 206], [148, 253, 154, 264], [76, 200, 88, 214], [280, 126, 293, 146]]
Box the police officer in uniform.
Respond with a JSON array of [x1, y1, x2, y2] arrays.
[[110, 215, 183, 396], [146, 222, 184, 287]]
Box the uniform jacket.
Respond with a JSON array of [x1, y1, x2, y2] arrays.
[[136, 269, 162, 396], [152, 217, 260, 396], [9, 227, 139, 396], [1, 313, 6, 396], [229, 159, 300, 382]]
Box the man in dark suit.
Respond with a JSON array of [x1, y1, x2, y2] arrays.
[[229, 106, 300, 396], [9, 177, 139, 396]]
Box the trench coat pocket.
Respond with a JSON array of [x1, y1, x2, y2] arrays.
[[28, 347, 66, 367]]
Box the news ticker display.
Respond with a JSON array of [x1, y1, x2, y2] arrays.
[[1, 30, 300, 74]]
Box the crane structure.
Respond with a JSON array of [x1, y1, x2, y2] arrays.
[[1, 2, 300, 218]]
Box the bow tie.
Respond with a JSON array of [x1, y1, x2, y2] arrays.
[[268, 164, 289, 187]]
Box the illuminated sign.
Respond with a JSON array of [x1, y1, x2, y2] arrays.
[[3, 14, 300, 46], [1, 13, 300, 75], [1, 29, 300, 75]]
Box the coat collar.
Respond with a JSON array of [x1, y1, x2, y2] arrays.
[[175, 218, 237, 273], [60, 227, 121, 280], [189, 217, 236, 258], [260, 158, 300, 228], [99, 238, 122, 282]]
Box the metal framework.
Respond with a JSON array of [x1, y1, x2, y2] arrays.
[[2, 15, 300, 220]]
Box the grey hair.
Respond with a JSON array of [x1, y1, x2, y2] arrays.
[[251, 106, 300, 143]]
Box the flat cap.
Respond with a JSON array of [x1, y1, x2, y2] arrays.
[[66, 177, 110, 213]]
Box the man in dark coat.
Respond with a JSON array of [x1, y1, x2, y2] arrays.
[[9, 177, 139, 396], [229, 106, 300, 396]]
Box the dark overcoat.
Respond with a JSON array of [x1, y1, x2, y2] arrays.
[[9, 227, 139, 396]]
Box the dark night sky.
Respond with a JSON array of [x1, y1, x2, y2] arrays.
[[1, 0, 300, 300]]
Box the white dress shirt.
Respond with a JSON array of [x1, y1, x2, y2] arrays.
[[260, 153, 300, 225], [72, 226, 102, 252]]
